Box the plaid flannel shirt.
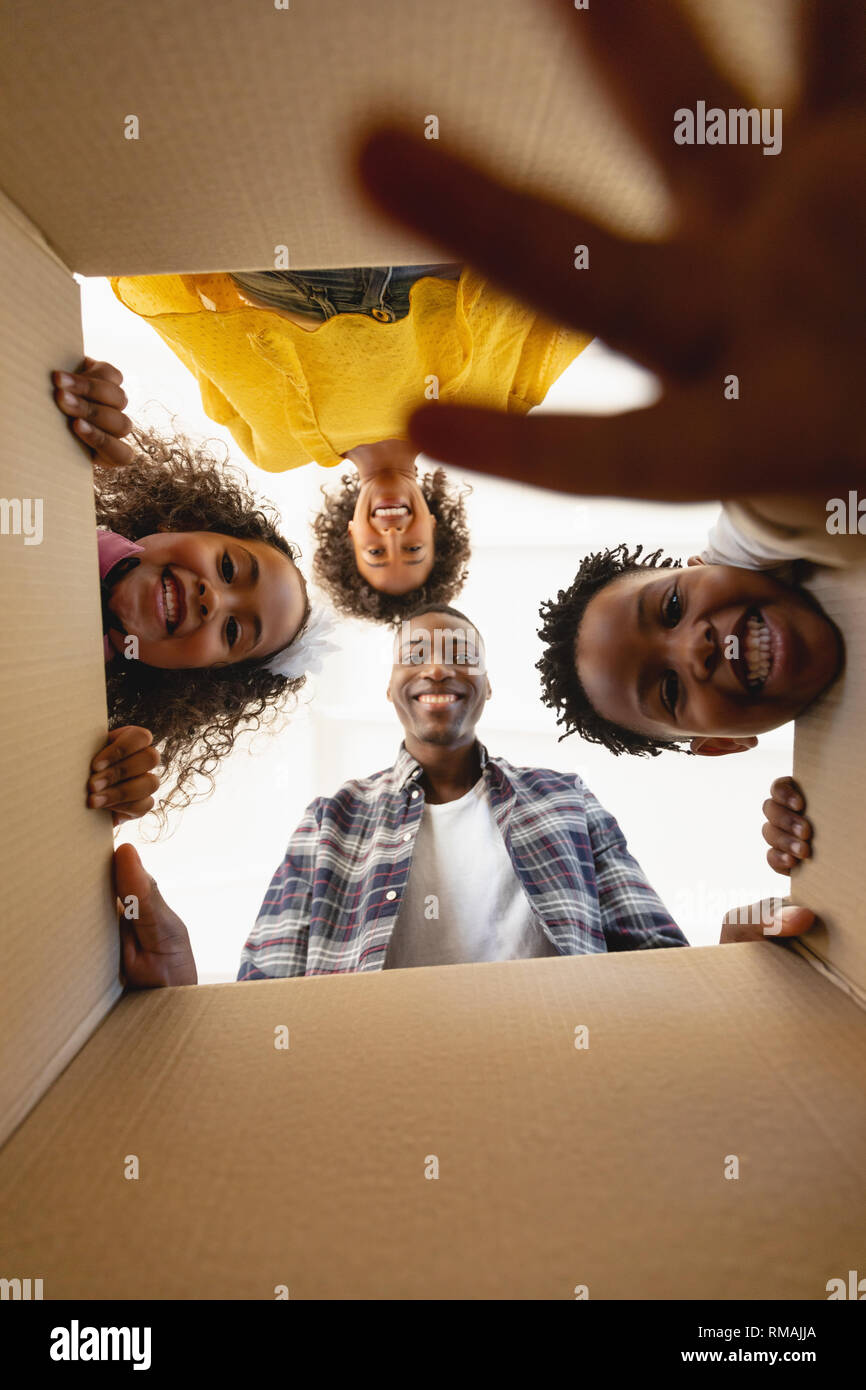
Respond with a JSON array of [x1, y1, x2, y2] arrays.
[[237, 742, 688, 979]]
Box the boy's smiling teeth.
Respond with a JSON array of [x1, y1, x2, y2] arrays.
[[416, 693, 459, 704], [744, 612, 772, 688], [373, 505, 410, 518]]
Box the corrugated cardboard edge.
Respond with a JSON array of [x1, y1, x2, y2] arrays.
[[1, 979, 122, 1148], [788, 936, 866, 1013], [0, 185, 72, 278]]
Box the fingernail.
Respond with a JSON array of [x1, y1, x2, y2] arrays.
[[788, 797, 801, 810], [60, 391, 78, 406], [790, 840, 802, 857], [794, 821, 806, 836], [91, 777, 107, 791], [78, 420, 94, 434], [93, 759, 109, 771], [90, 795, 106, 807], [56, 372, 74, 387]]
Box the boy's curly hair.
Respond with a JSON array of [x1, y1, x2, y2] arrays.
[[312, 467, 471, 624], [96, 425, 309, 823], [537, 542, 687, 758]]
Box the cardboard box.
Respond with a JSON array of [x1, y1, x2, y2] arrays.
[[1, 0, 863, 1299]]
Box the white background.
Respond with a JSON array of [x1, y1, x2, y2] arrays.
[[80, 275, 793, 981]]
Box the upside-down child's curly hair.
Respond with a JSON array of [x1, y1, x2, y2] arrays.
[[312, 467, 471, 624], [96, 425, 309, 823], [537, 542, 687, 758]]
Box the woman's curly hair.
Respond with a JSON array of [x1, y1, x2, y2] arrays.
[[97, 425, 309, 824], [537, 542, 687, 758], [312, 466, 471, 624]]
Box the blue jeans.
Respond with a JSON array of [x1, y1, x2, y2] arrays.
[[228, 264, 462, 323]]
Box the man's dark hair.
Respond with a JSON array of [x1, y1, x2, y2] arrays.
[[537, 542, 687, 758], [312, 467, 471, 623], [403, 602, 482, 644]]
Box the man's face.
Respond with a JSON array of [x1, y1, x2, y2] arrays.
[[575, 561, 842, 744], [106, 531, 308, 669], [348, 468, 437, 594], [387, 612, 491, 746]]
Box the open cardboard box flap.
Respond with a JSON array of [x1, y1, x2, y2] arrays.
[[791, 567, 866, 1002], [2, 940, 865, 1299], [0, 0, 795, 274], [1, 0, 863, 1298], [0, 192, 120, 1148]]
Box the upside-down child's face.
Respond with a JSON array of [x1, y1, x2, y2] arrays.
[[105, 531, 307, 669], [347, 468, 437, 595], [575, 561, 843, 749]]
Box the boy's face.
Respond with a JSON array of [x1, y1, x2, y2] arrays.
[[575, 561, 842, 749], [347, 468, 437, 595], [106, 531, 307, 669]]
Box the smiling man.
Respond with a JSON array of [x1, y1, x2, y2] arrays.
[[236, 603, 688, 978]]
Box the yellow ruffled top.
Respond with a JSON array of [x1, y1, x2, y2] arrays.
[[110, 269, 592, 472]]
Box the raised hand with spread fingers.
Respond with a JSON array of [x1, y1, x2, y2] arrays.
[[359, 0, 866, 503]]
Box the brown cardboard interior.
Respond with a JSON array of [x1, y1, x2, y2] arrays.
[[792, 569, 866, 1002], [0, 196, 118, 1148], [1, 943, 864, 1299], [0, 0, 794, 276], [1, 0, 864, 1299]]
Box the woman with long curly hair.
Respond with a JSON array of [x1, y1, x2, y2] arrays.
[[52, 358, 332, 827], [108, 265, 593, 619]]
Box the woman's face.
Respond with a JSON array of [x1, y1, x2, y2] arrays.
[[347, 468, 437, 594], [106, 531, 307, 669]]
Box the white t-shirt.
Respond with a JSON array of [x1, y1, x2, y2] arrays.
[[701, 500, 865, 572], [384, 778, 559, 969], [701, 506, 796, 571]]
